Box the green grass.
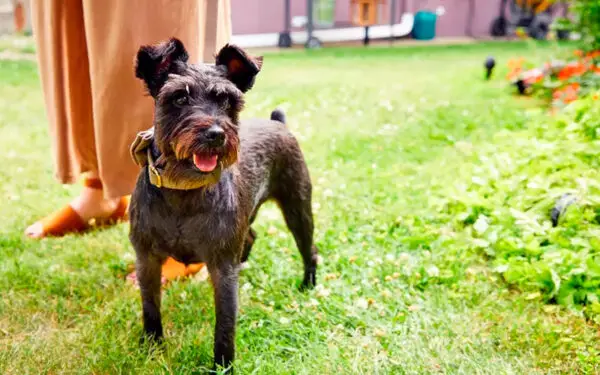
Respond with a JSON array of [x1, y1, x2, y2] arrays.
[[1, 41, 599, 374]]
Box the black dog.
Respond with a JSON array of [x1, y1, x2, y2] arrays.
[[128, 38, 318, 372]]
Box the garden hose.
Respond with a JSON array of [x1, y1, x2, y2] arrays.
[[550, 193, 577, 227]]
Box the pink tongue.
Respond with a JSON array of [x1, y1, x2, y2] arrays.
[[193, 153, 218, 172]]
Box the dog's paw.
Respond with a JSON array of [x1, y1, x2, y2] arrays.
[[299, 274, 316, 291], [139, 332, 165, 352], [213, 362, 235, 374]]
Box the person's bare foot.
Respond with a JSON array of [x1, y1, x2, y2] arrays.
[[69, 186, 121, 221], [25, 186, 121, 238]]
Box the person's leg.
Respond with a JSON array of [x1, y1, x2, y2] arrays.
[[81, 0, 230, 281], [202, 0, 232, 62], [27, 0, 126, 238], [81, 0, 202, 200]]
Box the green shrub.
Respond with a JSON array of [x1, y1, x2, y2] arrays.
[[453, 94, 600, 319], [557, 0, 600, 51]]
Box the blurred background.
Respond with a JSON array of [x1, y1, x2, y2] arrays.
[[1, 0, 571, 47]]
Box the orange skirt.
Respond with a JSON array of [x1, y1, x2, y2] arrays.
[[31, 0, 232, 198]]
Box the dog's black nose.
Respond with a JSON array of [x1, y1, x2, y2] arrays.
[[205, 126, 225, 146]]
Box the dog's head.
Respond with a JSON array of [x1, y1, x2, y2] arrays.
[[135, 38, 262, 186]]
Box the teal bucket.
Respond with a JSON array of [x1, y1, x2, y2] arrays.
[[412, 11, 437, 40]]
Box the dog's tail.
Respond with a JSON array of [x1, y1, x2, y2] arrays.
[[270, 108, 286, 124]]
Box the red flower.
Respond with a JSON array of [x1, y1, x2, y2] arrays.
[[557, 62, 587, 81]]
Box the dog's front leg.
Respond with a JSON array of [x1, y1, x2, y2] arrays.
[[209, 262, 239, 373], [136, 252, 164, 342]]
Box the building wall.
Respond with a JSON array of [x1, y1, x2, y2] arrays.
[[231, 0, 503, 37]]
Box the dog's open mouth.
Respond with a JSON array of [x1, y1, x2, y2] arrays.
[[193, 152, 219, 172]]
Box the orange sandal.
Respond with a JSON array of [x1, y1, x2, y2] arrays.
[[126, 257, 206, 285], [160, 257, 206, 281], [25, 178, 130, 238]]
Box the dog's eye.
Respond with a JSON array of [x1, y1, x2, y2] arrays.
[[173, 93, 189, 107], [209, 91, 230, 111], [220, 97, 230, 110]]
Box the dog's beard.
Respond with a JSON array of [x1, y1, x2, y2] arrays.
[[153, 133, 238, 189], [152, 115, 240, 188], [167, 120, 239, 171], [171, 133, 239, 174]]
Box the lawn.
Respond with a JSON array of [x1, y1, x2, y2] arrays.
[[1, 41, 599, 374]]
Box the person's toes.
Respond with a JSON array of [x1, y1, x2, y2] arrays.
[[25, 221, 44, 239]]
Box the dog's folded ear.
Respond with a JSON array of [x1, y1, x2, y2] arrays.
[[130, 127, 155, 167], [216, 44, 263, 92], [135, 38, 189, 97]]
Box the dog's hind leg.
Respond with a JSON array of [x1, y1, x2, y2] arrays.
[[240, 212, 258, 263], [136, 252, 164, 342], [276, 195, 318, 290], [241, 227, 257, 264]]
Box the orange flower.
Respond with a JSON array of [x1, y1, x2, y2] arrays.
[[564, 93, 578, 103], [508, 57, 525, 69], [553, 83, 580, 104], [524, 75, 543, 85], [564, 83, 580, 103], [506, 66, 522, 81], [557, 62, 588, 81], [587, 50, 600, 59], [593, 93, 599, 101], [523, 68, 544, 85], [574, 49, 584, 58]]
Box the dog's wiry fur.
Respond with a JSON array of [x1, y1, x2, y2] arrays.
[[129, 38, 318, 372]]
